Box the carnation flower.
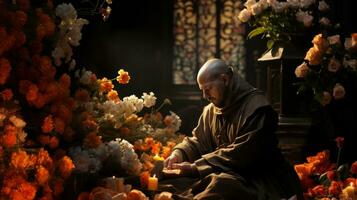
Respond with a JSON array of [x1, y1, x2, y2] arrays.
[[142, 92, 157, 108]]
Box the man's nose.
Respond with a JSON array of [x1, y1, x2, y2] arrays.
[[202, 90, 208, 99]]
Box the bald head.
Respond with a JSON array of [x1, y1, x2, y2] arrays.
[[197, 58, 230, 83]]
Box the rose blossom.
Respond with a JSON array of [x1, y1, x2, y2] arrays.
[[321, 91, 331, 106], [295, 62, 309, 78], [296, 10, 313, 27], [319, 17, 330, 26], [327, 35, 341, 45], [244, 0, 256, 10], [305, 47, 323, 65], [238, 9, 252, 23], [318, 0, 329, 11], [327, 57, 341, 72], [312, 34, 329, 51], [250, 3, 263, 16], [343, 58, 357, 69], [333, 84, 345, 100]]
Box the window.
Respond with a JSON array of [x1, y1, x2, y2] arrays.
[[172, 0, 246, 85]]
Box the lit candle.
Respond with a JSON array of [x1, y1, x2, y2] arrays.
[[148, 174, 158, 191], [153, 154, 164, 161]]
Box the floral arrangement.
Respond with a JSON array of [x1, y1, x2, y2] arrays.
[[237, 0, 333, 49], [0, 0, 183, 199], [294, 138, 357, 200], [294, 33, 357, 106]]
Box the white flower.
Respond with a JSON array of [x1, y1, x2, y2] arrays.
[[250, 3, 264, 16], [287, 0, 300, 8], [299, 0, 315, 8], [9, 115, 26, 128], [69, 146, 103, 173], [238, 9, 252, 23], [296, 10, 313, 27], [318, 0, 329, 11], [343, 58, 357, 70], [142, 92, 157, 108], [244, 0, 256, 9], [258, 0, 269, 10], [80, 70, 95, 85], [327, 35, 341, 45], [164, 111, 182, 132], [123, 95, 144, 113], [52, 3, 88, 66], [319, 17, 330, 26], [344, 38, 352, 50], [333, 84, 345, 100], [55, 3, 77, 20], [271, 2, 289, 13]]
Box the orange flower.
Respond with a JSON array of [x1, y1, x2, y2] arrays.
[[0, 58, 11, 85], [107, 90, 120, 101], [312, 34, 329, 52], [36, 166, 50, 185], [11, 181, 37, 200], [54, 117, 65, 134], [1, 88, 13, 101], [151, 142, 162, 155], [26, 84, 39, 102], [351, 161, 357, 175], [305, 46, 323, 66], [10, 150, 30, 170], [37, 148, 53, 171], [59, 73, 71, 90], [127, 189, 147, 200], [42, 115, 54, 133], [327, 170, 336, 181], [116, 69, 130, 84], [58, 156, 75, 179], [2, 124, 17, 148], [140, 171, 150, 188], [119, 127, 131, 135], [75, 89, 90, 102], [98, 77, 114, 93], [83, 132, 102, 148], [310, 185, 327, 197], [161, 146, 171, 159], [57, 104, 72, 123], [49, 136, 59, 149], [11, 11, 28, 29], [328, 181, 342, 197]]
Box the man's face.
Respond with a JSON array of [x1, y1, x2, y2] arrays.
[[198, 77, 228, 107]]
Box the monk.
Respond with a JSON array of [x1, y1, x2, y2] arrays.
[[163, 58, 303, 200]]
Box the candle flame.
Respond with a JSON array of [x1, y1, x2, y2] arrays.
[[112, 176, 115, 179], [153, 174, 156, 178]]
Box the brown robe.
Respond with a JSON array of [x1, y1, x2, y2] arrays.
[[168, 72, 303, 200]]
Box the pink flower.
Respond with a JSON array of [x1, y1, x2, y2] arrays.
[[327, 57, 342, 72], [333, 84, 345, 100]]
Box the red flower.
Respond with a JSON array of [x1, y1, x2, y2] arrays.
[[327, 170, 336, 181], [310, 185, 327, 197], [351, 161, 357, 175], [335, 137, 344, 148]]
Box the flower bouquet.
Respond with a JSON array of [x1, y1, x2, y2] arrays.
[[294, 33, 357, 106], [294, 138, 357, 200], [237, 0, 333, 50]]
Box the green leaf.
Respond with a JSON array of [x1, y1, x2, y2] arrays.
[[337, 164, 350, 180], [247, 27, 266, 39], [266, 40, 275, 50], [318, 172, 330, 186]]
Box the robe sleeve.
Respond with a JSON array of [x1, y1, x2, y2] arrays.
[[194, 106, 281, 177], [174, 106, 215, 162]]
